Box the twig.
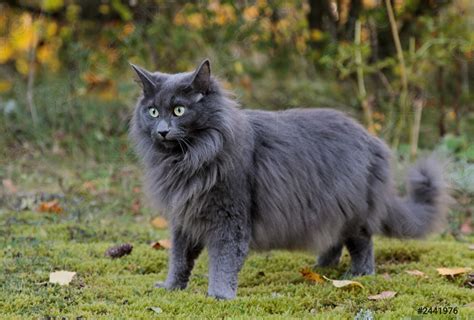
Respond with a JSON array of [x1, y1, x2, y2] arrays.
[[27, 39, 38, 125], [355, 19, 374, 134], [410, 98, 425, 160], [385, 0, 409, 148]]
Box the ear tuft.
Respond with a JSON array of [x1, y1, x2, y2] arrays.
[[130, 63, 156, 96], [191, 59, 211, 94]]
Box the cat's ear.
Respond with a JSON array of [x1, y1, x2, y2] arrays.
[[191, 59, 211, 94], [130, 63, 156, 96]]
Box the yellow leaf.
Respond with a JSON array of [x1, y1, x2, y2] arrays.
[[11, 13, 37, 51], [15, 59, 29, 76], [0, 80, 12, 93], [363, 0, 378, 9], [99, 4, 110, 15], [437, 267, 472, 277], [37, 45, 54, 64], [0, 39, 13, 63], [243, 6, 259, 21], [310, 29, 324, 42], [300, 267, 324, 284], [46, 21, 58, 38], [151, 239, 172, 250], [368, 291, 397, 300], [42, 0, 64, 12], [234, 61, 243, 74], [151, 217, 168, 229], [323, 276, 364, 289], [186, 13, 204, 29], [49, 270, 76, 285]]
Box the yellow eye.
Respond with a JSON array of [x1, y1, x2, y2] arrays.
[[148, 107, 159, 118], [173, 106, 185, 117]]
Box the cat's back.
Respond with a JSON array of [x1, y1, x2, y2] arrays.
[[244, 107, 389, 251], [245, 107, 373, 148]]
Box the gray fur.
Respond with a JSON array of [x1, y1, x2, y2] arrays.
[[129, 60, 448, 300]]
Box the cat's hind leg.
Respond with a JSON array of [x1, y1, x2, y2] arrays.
[[344, 228, 375, 276], [317, 243, 343, 267]]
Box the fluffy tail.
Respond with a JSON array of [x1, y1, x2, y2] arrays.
[[381, 157, 449, 238]]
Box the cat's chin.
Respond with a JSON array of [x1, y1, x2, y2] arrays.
[[154, 139, 182, 152]]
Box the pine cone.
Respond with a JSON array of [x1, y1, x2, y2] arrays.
[[105, 243, 133, 259]]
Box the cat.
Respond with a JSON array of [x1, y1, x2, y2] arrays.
[[129, 59, 448, 300]]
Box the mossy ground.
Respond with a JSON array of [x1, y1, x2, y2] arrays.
[[0, 157, 473, 319]]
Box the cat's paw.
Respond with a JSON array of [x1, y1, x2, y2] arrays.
[[208, 288, 236, 300], [154, 281, 186, 290], [154, 281, 168, 289]]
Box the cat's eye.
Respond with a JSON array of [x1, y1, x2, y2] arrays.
[[148, 107, 159, 118], [173, 106, 186, 117]]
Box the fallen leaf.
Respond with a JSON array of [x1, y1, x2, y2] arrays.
[[405, 270, 426, 277], [300, 267, 324, 284], [49, 271, 76, 285], [105, 243, 133, 258], [38, 199, 63, 213], [151, 239, 171, 250], [131, 199, 141, 215], [151, 216, 168, 229], [368, 291, 397, 300], [149, 306, 162, 314], [2, 179, 17, 193], [133, 187, 141, 193], [382, 272, 391, 280], [465, 301, 474, 308], [81, 181, 97, 193], [437, 267, 472, 277], [460, 218, 472, 235], [469, 244, 474, 251], [323, 276, 364, 289]]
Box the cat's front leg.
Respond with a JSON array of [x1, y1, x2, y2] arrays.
[[155, 228, 203, 290], [207, 217, 250, 300]]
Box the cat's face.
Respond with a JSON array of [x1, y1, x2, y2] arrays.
[[132, 60, 215, 152]]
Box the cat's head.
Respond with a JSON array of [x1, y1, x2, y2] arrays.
[[130, 59, 228, 154]]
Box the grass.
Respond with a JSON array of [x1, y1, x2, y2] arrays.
[[1, 156, 473, 320]]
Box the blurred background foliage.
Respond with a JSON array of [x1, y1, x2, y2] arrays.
[[0, 0, 472, 238], [0, 0, 472, 161]]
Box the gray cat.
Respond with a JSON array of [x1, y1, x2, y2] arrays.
[[129, 59, 448, 300]]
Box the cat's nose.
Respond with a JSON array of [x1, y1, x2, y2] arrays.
[[158, 130, 169, 138]]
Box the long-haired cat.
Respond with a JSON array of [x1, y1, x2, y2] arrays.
[[129, 59, 448, 300]]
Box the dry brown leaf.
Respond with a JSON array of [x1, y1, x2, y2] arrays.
[[2, 179, 17, 193], [323, 276, 364, 289], [405, 270, 426, 277], [469, 244, 474, 251], [437, 267, 472, 277], [460, 218, 472, 235], [151, 217, 168, 229], [368, 291, 397, 300], [465, 301, 474, 308], [38, 199, 63, 214], [49, 271, 76, 285], [300, 267, 324, 284], [382, 272, 391, 280], [151, 239, 172, 250], [131, 199, 141, 215], [81, 181, 97, 193]]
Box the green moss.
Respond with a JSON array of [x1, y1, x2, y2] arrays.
[[0, 159, 473, 319]]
